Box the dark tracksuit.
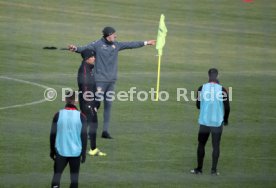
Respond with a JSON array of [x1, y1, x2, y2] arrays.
[[196, 80, 230, 171], [77, 61, 100, 150], [50, 104, 87, 188], [76, 37, 146, 132]]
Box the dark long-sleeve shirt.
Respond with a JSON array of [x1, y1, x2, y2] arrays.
[[77, 61, 96, 93], [77, 61, 99, 109], [50, 104, 87, 155]]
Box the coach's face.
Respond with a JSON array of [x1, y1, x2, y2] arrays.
[[106, 33, 117, 42]]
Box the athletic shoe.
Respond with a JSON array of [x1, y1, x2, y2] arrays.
[[102, 131, 113, 139], [88, 148, 107, 156], [190, 168, 202, 174], [211, 169, 220, 176]]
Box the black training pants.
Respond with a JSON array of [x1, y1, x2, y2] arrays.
[[79, 95, 98, 150], [197, 125, 223, 171], [51, 153, 81, 188]]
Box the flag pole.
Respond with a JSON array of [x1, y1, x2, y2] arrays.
[[155, 14, 167, 101], [155, 55, 161, 101]]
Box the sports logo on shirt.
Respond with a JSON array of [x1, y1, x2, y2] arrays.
[[101, 45, 108, 50]]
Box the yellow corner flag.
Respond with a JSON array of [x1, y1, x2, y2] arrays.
[[156, 14, 168, 56], [155, 14, 167, 101]]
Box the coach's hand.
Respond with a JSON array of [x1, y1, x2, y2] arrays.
[[81, 152, 86, 163], [50, 151, 56, 161], [68, 44, 77, 52], [146, 40, 156, 46], [223, 120, 228, 126]]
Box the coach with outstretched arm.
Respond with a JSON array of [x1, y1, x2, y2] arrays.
[[69, 26, 155, 139]]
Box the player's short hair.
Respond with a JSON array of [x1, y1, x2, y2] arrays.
[[65, 91, 76, 104], [208, 68, 218, 78]]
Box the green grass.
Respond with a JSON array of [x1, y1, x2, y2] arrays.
[[0, 0, 276, 187]]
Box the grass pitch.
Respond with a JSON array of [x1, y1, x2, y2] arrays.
[[0, 0, 275, 187]]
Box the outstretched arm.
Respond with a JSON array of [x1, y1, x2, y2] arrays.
[[68, 42, 96, 53], [118, 40, 156, 51]]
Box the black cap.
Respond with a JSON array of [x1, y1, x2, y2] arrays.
[[81, 49, 95, 61], [102, 26, 116, 37]]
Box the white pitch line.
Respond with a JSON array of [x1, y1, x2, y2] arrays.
[[0, 76, 50, 110]]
